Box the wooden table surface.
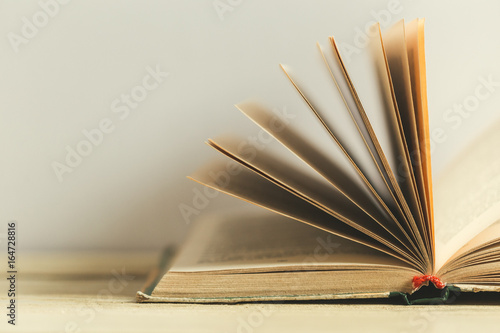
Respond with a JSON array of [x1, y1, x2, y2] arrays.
[[1, 251, 500, 332]]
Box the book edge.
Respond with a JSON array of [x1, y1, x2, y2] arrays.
[[136, 290, 391, 303], [138, 245, 177, 296]]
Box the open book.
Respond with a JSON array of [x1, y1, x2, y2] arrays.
[[138, 19, 500, 303]]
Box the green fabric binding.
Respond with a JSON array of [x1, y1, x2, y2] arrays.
[[390, 285, 462, 305]]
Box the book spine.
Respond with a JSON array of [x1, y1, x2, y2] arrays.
[[412, 274, 446, 291], [389, 285, 461, 305]]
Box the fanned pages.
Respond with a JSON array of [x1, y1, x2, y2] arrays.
[[139, 19, 500, 303]]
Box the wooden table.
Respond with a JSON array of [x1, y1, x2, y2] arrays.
[[1, 251, 500, 332]]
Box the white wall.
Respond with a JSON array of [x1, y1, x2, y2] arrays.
[[1, 0, 500, 251]]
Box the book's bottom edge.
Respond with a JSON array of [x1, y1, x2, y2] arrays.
[[453, 284, 500, 293], [135, 291, 391, 303], [136, 284, 500, 304]]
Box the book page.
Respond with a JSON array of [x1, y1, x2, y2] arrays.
[[326, 26, 431, 268], [208, 135, 416, 256], [437, 219, 500, 278], [405, 18, 434, 257], [382, 20, 430, 257], [335, 22, 431, 266], [277, 57, 391, 206], [171, 212, 412, 273], [189, 154, 419, 267], [152, 214, 418, 301], [434, 120, 500, 270]]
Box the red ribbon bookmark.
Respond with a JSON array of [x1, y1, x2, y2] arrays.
[[412, 275, 446, 291]]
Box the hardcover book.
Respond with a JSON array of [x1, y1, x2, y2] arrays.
[[138, 18, 500, 304]]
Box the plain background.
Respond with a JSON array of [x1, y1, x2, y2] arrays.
[[1, 0, 500, 252]]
